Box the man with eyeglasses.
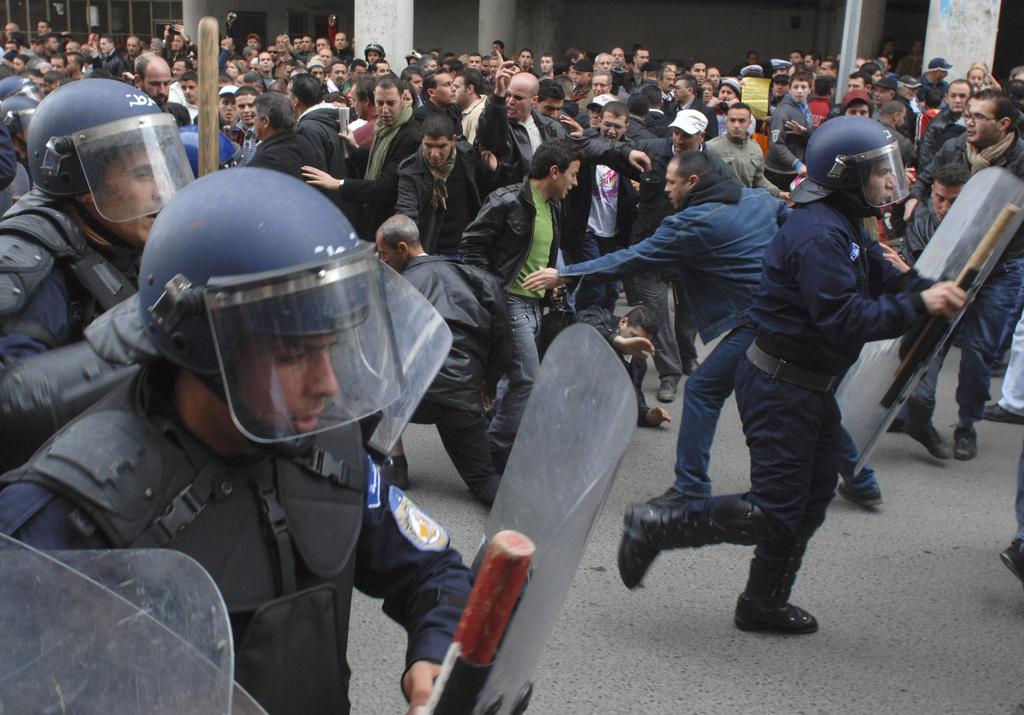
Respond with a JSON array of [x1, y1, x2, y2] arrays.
[[909, 89, 1024, 460], [475, 61, 570, 186]]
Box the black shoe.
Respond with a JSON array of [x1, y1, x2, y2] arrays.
[[381, 455, 409, 489], [1000, 540, 1024, 587], [837, 481, 883, 508], [734, 593, 818, 634], [984, 403, 1024, 425], [647, 488, 693, 507], [904, 420, 952, 459], [656, 376, 679, 403], [682, 359, 700, 376], [469, 476, 501, 507], [953, 426, 977, 461], [618, 504, 660, 589]]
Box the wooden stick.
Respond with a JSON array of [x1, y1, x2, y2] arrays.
[[453, 529, 535, 666], [880, 203, 1020, 408], [197, 16, 219, 177]]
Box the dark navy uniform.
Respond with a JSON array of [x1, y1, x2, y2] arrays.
[[0, 363, 471, 715], [617, 115, 943, 634], [736, 194, 931, 569]]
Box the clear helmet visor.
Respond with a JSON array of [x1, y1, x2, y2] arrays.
[[850, 142, 909, 208], [204, 245, 405, 444], [73, 113, 193, 222]]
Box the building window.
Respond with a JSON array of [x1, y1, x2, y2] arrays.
[[3, 0, 180, 40]]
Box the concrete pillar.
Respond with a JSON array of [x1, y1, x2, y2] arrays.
[[478, 0, 515, 56], [924, 0, 1002, 77], [183, 0, 218, 43], [355, 0, 413, 64], [857, 0, 887, 59]]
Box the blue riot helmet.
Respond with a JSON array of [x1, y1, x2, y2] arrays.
[[26, 78, 193, 222], [1, 93, 38, 138], [140, 168, 405, 444], [0, 76, 42, 102], [792, 115, 909, 208], [178, 125, 241, 177]]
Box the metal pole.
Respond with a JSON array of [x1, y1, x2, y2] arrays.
[[837, 0, 863, 99]]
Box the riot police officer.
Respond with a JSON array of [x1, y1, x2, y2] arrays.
[[0, 168, 473, 714], [617, 116, 966, 633], [0, 78, 192, 367]]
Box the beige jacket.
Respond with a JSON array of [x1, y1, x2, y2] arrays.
[[705, 134, 780, 197]]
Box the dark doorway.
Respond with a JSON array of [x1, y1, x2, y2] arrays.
[[233, 11, 266, 48], [994, 0, 1024, 80]]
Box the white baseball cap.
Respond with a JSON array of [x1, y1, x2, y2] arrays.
[[669, 109, 708, 135]]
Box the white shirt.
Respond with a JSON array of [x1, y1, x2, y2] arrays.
[[587, 165, 620, 238], [521, 114, 543, 153]]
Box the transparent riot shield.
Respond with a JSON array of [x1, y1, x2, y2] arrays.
[[838, 167, 1024, 470], [0, 534, 267, 714], [367, 263, 453, 454], [473, 324, 637, 714]]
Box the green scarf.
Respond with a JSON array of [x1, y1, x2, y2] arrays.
[[427, 144, 458, 210], [365, 104, 413, 181]]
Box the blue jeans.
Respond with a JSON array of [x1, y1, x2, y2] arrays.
[[488, 296, 542, 462], [672, 323, 755, 497], [957, 259, 1024, 427], [837, 428, 879, 491], [1017, 436, 1024, 540], [574, 231, 620, 313]]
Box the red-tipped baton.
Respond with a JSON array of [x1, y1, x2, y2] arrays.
[[425, 530, 535, 714]]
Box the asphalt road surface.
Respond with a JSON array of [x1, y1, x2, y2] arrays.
[[347, 338, 1024, 715]]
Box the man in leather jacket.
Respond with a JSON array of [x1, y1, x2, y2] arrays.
[[0, 169, 473, 715], [377, 214, 509, 504]]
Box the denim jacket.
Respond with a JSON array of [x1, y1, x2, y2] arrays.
[[561, 177, 788, 343]]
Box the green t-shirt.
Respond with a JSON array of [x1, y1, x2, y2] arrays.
[[510, 183, 554, 299]]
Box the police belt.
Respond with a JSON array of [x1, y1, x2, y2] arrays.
[[746, 342, 839, 393]]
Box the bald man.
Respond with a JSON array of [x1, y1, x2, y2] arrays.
[[475, 61, 570, 184]]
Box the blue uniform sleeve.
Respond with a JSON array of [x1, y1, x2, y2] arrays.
[[793, 229, 925, 346], [354, 455, 473, 669], [0, 268, 71, 368], [0, 122, 17, 192], [0, 482, 108, 549]]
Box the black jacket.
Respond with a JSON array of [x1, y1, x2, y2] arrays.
[[562, 139, 641, 256], [573, 306, 652, 427], [629, 136, 740, 243], [401, 254, 509, 412], [246, 128, 326, 182], [911, 131, 1024, 260], [413, 100, 464, 137], [475, 97, 567, 185], [341, 120, 422, 237], [460, 178, 561, 292], [395, 140, 491, 255], [93, 51, 129, 77], [297, 106, 356, 217], [917, 109, 965, 172]]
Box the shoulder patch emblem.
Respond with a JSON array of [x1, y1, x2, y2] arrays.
[[849, 242, 860, 261], [389, 487, 449, 551], [365, 456, 382, 509]]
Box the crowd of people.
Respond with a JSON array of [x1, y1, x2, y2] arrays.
[[0, 14, 1022, 712]]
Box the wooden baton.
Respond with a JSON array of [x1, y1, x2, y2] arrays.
[[426, 529, 535, 714], [880, 203, 1021, 408], [197, 16, 219, 176]]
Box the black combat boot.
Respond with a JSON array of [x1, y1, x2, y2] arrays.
[[903, 398, 952, 459], [734, 555, 818, 634], [617, 496, 770, 589]]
